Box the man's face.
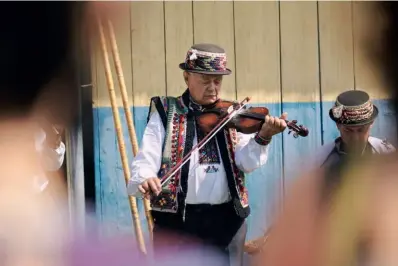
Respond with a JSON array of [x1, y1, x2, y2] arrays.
[[337, 122, 373, 152], [184, 72, 223, 105]]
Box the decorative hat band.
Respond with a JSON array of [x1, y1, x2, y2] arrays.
[[184, 48, 227, 72], [331, 99, 374, 124]]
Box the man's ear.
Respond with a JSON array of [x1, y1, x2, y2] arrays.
[[183, 71, 189, 85]]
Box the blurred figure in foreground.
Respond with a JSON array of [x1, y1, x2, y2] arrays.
[[0, 2, 78, 265]]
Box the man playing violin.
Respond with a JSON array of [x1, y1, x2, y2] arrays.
[[127, 43, 287, 266]]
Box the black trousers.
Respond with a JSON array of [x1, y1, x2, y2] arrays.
[[151, 201, 244, 265]]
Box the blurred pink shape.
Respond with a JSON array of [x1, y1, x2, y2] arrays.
[[67, 231, 228, 266]]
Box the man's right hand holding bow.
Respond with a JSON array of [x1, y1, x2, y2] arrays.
[[138, 177, 161, 198]]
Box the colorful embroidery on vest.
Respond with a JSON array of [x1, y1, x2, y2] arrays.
[[151, 98, 188, 212], [196, 125, 221, 165], [224, 129, 249, 207]]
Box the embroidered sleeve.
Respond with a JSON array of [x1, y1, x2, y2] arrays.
[[234, 132, 270, 173], [127, 111, 165, 197]]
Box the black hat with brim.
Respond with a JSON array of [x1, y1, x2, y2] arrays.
[[179, 43, 232, 75], [329, 90, 379, 126]]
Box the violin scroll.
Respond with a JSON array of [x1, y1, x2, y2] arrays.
[[286, 120, 309, 138]]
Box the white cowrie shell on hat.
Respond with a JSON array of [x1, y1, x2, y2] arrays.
[[189, 49, 198, 60], [332, 105, 343, 119]]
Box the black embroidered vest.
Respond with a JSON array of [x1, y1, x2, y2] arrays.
[[146, 90, 250, 218]]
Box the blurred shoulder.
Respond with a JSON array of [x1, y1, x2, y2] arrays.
[[369, 136, 396, 154]]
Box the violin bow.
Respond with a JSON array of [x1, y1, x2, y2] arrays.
[[160, 97, 251, 186]]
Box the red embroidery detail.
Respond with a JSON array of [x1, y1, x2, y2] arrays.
[[224, 128, 249, 207], [151, 110, 187, 211]]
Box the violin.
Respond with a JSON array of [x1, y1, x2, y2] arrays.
[[196, 99, 309, 138]]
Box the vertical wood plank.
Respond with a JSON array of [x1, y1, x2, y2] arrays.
[[280, 2, 322, 183], [353, 1, 388, 99], [90, 22, 102, 223], [235, 1, 281, 105], [193, 1, 236, 100], [90, 32, 102, 224], [130, 1, 166, 138], [92, 10, 104, 106], [94, 23, 108, 108], [96, 2, 133, 107], [353, 1, 397, 144], [131, 1, 166, 107], [164, 1, 193, 97], [98, 109, 125, 236], [318, 1, 355, 144], [234, 1, 282, 240], [91, 29, 98, 108]]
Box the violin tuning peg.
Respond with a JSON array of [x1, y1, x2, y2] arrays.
[[293, 132, 299, 138], [288, 130, 292, 134]]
